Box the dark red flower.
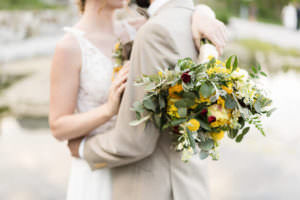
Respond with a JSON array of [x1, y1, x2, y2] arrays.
[[208, 116, 216, 123], [181, 72, 191, 83], [172, 126, 180, 134], [200, 109, 208, 116]]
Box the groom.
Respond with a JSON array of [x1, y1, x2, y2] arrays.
[[69, 0, 220, 199]]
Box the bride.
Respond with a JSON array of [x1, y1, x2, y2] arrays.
[[49, 0, 227, 199]]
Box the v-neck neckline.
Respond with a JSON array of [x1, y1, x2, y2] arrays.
[[69, 27, 113, 64]]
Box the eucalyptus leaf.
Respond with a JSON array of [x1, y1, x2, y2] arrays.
[[199, 138, 214, 151], [225, 94, 236, 109], [200, 82, 215, 98], [187, 129, 196, 150], [266, 108, 276, 117], [178, 107, 187, 117], [153, 114, 162, 129], [254, 101, 262, 113], [170, 118, 186, 126], [129, 114, 152, 126], [198, 119, 211, 131], [228, 129, 238, 139], [199, 150, 209, 160], [159, 95, 166, 109], [143, 96, 157, 112]]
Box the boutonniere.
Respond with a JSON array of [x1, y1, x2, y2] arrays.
[[112, 40, 133, 81]]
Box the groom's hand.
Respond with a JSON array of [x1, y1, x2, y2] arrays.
[[192, 5, 228, 55], [68, 137, 83, 158]]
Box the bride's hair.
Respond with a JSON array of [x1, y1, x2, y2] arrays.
[[77, 0, 86, 13]]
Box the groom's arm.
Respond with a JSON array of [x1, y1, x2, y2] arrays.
[[82, 22, 180, 170]]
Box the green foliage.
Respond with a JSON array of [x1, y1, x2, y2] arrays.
[[238, 39, 300, 58], [200, 81, 215, 98], [0, 0, 61, 10], [236, 127, 250, 142]]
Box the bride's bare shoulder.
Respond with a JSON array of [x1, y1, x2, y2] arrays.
[[52, 33, 81, 70]]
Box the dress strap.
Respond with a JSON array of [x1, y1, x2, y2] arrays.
[[63, 27, 87, 72]]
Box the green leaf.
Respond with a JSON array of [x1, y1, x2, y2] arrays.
[[153, 114, 162, 129], [129, 114, 152, 126], [226, 56, 233, 69], [158, 95, 166, 110], [131, 101, 144, 113], [199, 138, 214, 151], [144, 82, 156, 91], [198, 119, 211, 131], [228, 129, 239, 139], [186, 129, 196, 150], [200, 82, 215, 98], [235, 127, 250, 143], [175, 100, 186, 108], [260, 71, 267, 77], [178, 107, 187, 117], [238, 117, 245, 129], [249, 73, 256, 78], [143, 96, 157, 112], [199, 150, 209, 160], [225, 94, 236, 109], [252, 66, 257, 74], [257, 64, 261, 71], [232, 56, 238, 72], [182, 92, 197, 100], [254, 101, 262, 113], [266, 108, 276, 117], [170, 118, 186, 126]]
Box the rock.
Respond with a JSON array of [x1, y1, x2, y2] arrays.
[[0, 58, 51, 117]]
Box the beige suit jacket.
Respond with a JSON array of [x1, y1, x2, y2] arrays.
[[84, 0, 209, 199]]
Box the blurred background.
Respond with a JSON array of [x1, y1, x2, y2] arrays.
[[0, 0, 300, 199]]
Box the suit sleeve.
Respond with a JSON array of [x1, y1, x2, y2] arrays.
[[83, 23, 180, 170]]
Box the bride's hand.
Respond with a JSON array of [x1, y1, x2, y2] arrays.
[[104, 63, 129, 117]]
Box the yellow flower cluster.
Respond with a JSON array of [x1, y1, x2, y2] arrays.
[[221, 83, 233, 94], [208, 103, 231, 128], [210, 131, 225, 141], [207, 66, 231, 75], [168, 83, 183, 99], [114, 42, 120, 51], [167, 98, 180, 118], [187, 119, 201, 132]]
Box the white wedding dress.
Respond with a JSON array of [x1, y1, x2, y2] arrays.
[[64, 27, 116, 200]]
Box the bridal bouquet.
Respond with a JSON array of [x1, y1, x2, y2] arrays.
[[130, 54, 275, 161]]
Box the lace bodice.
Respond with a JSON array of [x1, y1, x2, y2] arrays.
[[64, 27, 116, 135]]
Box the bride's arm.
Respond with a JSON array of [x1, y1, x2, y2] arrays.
[[49, 36, 128, 141]]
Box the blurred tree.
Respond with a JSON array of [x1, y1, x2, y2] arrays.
[[0, 0, 64, 10], [201, 0, 299, 24]]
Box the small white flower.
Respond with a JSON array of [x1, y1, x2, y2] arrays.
[[198, 43, 219, 64], [231, 69, 249, 81]]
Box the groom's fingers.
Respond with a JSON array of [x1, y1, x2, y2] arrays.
[[117, 83, 127, 96], [114, 74, 127, 88]]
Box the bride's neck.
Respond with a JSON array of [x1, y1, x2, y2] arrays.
[[78, 1, 115, 33]]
